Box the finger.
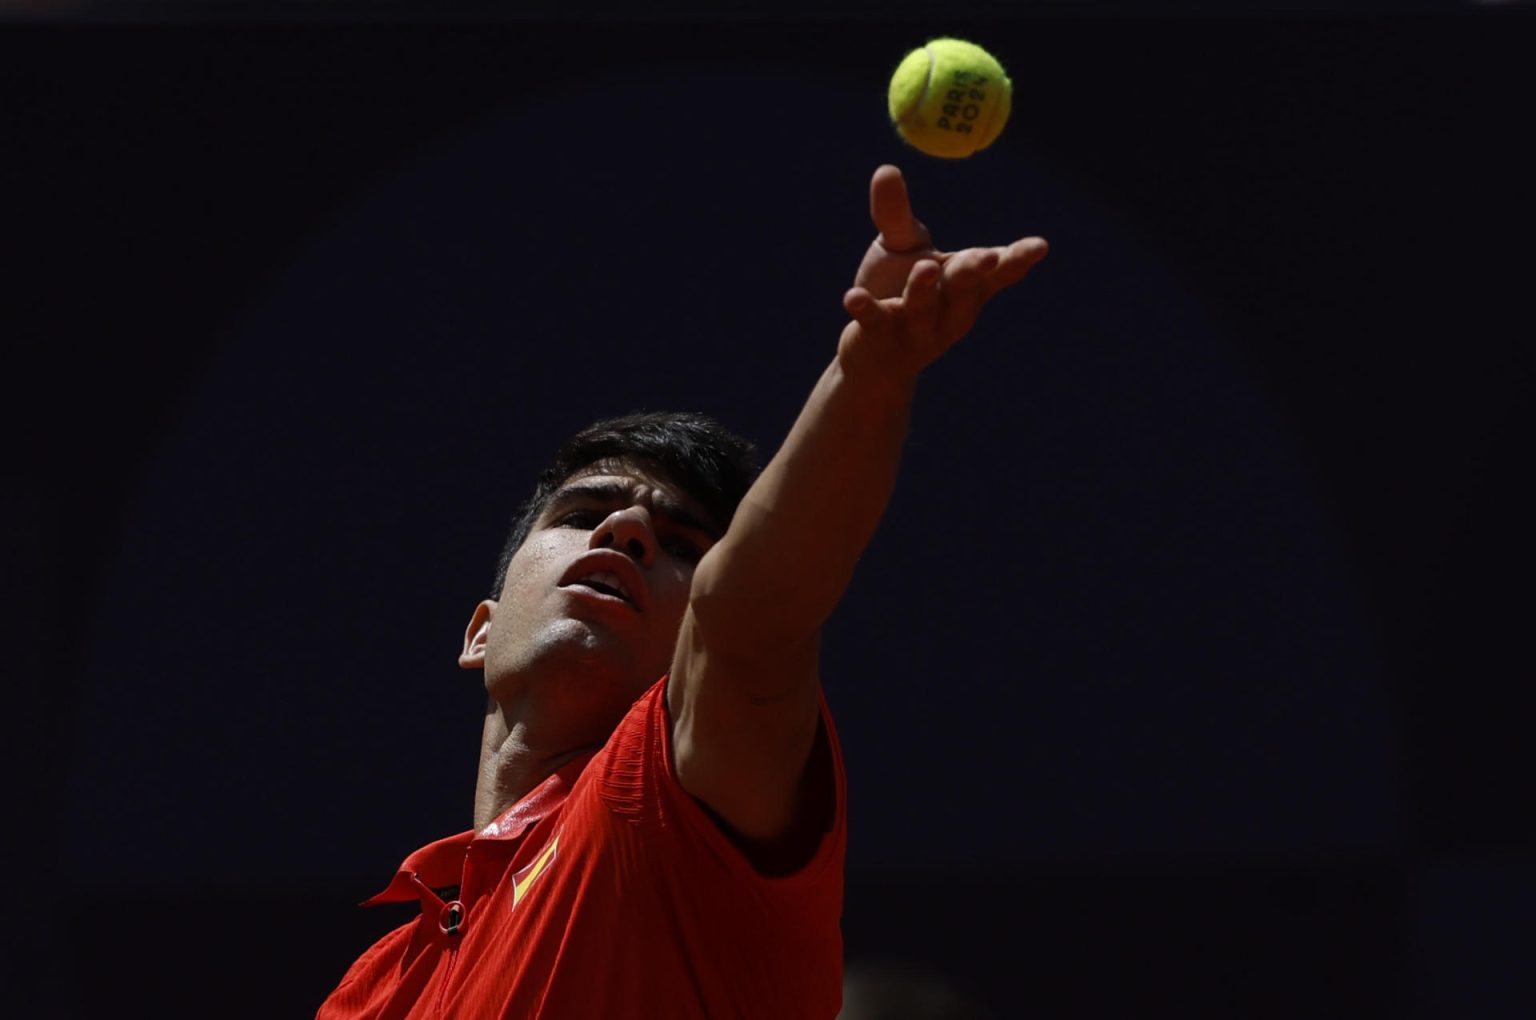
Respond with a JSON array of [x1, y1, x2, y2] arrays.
[[843, 286, 894, 332], [941, 247, 998, 290], [935, 250, 992, 339], [982, 237, 1050, 299], [902, 258, 943, 312], [869, 164, 932, 254]]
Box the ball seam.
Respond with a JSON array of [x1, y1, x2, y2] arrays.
[[896, 44, 937, 127]]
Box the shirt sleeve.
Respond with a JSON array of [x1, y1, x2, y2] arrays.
[[593, 676, 847, 892]]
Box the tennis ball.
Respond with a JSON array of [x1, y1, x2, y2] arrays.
[[887, 37, 1012, 159]]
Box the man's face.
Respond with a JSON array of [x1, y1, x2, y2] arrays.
[[465, 457, 723, 735]]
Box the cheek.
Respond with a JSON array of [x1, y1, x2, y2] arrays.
[[501, 536, 570, 602]]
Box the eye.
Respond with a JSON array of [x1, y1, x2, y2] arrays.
[[555, 509, 603, 529], [662, 536, 705, 565]]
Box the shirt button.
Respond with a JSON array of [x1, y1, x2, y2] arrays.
[[439, 899, 466, 936]]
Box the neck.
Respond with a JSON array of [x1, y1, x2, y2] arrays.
[[472, 696, 599, 830]]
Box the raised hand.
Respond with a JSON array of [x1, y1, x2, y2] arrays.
[[839, 164, 1048, 389]]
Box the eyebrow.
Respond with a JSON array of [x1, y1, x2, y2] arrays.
[[546, 480, 722, 539]]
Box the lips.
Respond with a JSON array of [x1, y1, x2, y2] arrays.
[[558, 550, 649, 611]]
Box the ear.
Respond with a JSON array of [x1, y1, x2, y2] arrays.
[[459, 599, 496, 669]]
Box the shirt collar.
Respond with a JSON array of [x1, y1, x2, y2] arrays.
[[361, 750, 596, 906]]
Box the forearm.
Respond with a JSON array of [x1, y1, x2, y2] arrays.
[[689, 351, 915, 654], [686, 166, 1045, 662]]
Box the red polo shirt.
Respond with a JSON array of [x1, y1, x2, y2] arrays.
[[315, 677, 846, 1019]]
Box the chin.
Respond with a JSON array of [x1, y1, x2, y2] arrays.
[[491, 624, 662, 698]]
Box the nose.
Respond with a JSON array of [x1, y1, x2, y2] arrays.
[[590, 506, 655, 566]]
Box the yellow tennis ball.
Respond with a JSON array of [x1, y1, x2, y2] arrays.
[[887, 37, 1012, 159]]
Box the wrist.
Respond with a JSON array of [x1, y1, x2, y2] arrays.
[[834, 329, 922, 412]]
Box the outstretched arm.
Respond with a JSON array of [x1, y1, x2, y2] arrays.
[[670, 164, 1048, 847]]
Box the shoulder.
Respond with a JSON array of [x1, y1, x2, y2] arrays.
[[579, 676, 848, 882]]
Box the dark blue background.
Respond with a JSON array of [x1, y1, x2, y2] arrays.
[[5, 7, 1533, 1018]]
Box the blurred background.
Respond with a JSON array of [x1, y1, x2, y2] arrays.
[[3, 3, 1532, 1017]]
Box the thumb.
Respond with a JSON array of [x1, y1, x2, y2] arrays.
[[869, 165, 931, 253]]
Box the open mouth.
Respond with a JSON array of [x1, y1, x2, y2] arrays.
[[559, 552, 647, 611], [569, 570, 634, 605]]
